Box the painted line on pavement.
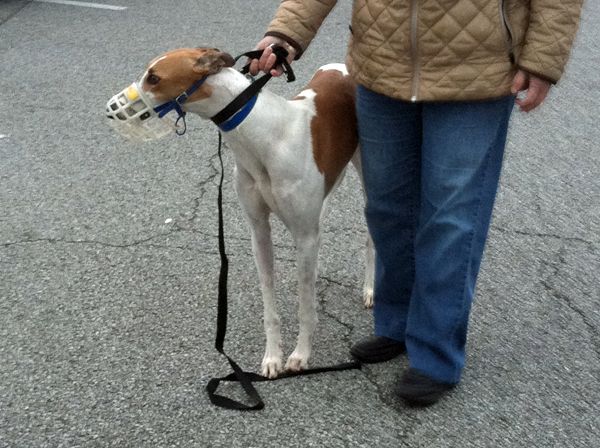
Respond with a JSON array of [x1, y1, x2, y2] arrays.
[[34, 0, 127, 11]]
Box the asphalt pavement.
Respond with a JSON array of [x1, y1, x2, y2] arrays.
[[1, 1, 599, 447]]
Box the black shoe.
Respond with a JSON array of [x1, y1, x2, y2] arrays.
[[350, 336, 406, 364], [395, 368, 456, 406]]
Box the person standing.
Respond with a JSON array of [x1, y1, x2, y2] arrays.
[[249, 0, 583, 405]]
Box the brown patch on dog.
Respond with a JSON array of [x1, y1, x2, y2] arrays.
[[305, 69, 358, 196], [292, 95, 306, 101], [141, 48, 233, 103]]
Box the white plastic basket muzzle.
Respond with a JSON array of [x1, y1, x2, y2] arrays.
[[106, 82, 176, 141]]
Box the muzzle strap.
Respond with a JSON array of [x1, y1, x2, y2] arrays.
[[153, 76, 208, 119]]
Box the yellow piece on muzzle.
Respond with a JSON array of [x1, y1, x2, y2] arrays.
[[125, 84, 139, 101], [107, 81, 175, 141]]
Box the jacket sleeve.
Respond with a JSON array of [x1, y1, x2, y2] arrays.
[[518, 0, 584, 84], [265, 0, 338, 59]]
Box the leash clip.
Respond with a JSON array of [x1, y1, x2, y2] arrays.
[[175, 91, 190, 104]]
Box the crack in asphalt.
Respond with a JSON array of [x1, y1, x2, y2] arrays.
[[491, 224, 599, 359], [317, 276, 400, 411], [188, 151, 222, 224], [1, 227, 297, 265], [2, 233, 173, 250], [542, 277, 600, 359], [318, 275, 351, 289], [1, 232, 221, 257], [491, 224, 597, 247], [539, 250, 600, 360]]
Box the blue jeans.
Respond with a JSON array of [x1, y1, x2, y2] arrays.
[[356, 86, 514, 384]]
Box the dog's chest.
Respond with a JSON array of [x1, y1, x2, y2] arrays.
[[234, 151, 274, 199], [232, 146, 302, 214], [229, 130, 326, 230]]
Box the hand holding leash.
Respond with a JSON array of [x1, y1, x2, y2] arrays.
[[249, 37, 297, 77]]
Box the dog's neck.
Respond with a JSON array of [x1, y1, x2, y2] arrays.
[[185, 68, 289, 125], [184, 68, 253, 119], [185, 68, 290, 157]]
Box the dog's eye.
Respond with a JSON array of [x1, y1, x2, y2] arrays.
[[146, 73, 160, 85]]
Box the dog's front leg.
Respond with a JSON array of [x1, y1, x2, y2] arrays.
[[249, 220, 283, 378], [286, 231, 320, 371], [235, 169, 282, 378]]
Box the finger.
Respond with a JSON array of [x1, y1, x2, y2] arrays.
[[533, 85, 549, 108], [247, 41, 267, 75], [516, 94, 536, 112], [531, 77, 550, 100], [270, 66, 284, 77], [268, 45, 294, 76], [516, 83, 542, 112], [520, 79, 550, 112], [249, 59, 260, 76], [265, 53, 278, 73], [258, 46, 273, 72], [511, 70, 528, 94]]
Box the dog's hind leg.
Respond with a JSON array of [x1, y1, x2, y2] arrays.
[[286, 229, 320, 371], [351, 150, 375, 308], [234, 169, 282, 378]]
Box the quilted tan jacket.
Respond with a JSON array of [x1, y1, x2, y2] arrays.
[[265, 0, 584, 101]]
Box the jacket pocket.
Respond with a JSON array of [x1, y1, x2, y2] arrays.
[[499, 0, 515, 63]]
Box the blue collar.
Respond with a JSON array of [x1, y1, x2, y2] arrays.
[[153, 76, 208, 119], [152, 75, 256, 134], [217, 94, 258, 132]]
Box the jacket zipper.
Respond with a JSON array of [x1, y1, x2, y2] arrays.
[[410, 0, 420, 102], [499, 0, 515, 64]]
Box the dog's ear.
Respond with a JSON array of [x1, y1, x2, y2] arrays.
[[193, 50, 235, 75]]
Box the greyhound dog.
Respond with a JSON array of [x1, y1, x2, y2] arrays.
[[107, 47, 374, 378]]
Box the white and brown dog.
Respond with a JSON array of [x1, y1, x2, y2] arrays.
[[114, 47, 374, 378]]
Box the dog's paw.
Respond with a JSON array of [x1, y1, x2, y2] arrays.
[[285, 351, 309, 372], [363, 287, 374, 308], [261, 355, 283, 379]]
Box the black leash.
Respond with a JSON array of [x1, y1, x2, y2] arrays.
[[211, 46, 295, 127], [205, 53, 362, 409], [205, 132, 265, 410]]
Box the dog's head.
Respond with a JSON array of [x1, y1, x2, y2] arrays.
[[140, 47, 235, 103], [106, 47, 235, 141]]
